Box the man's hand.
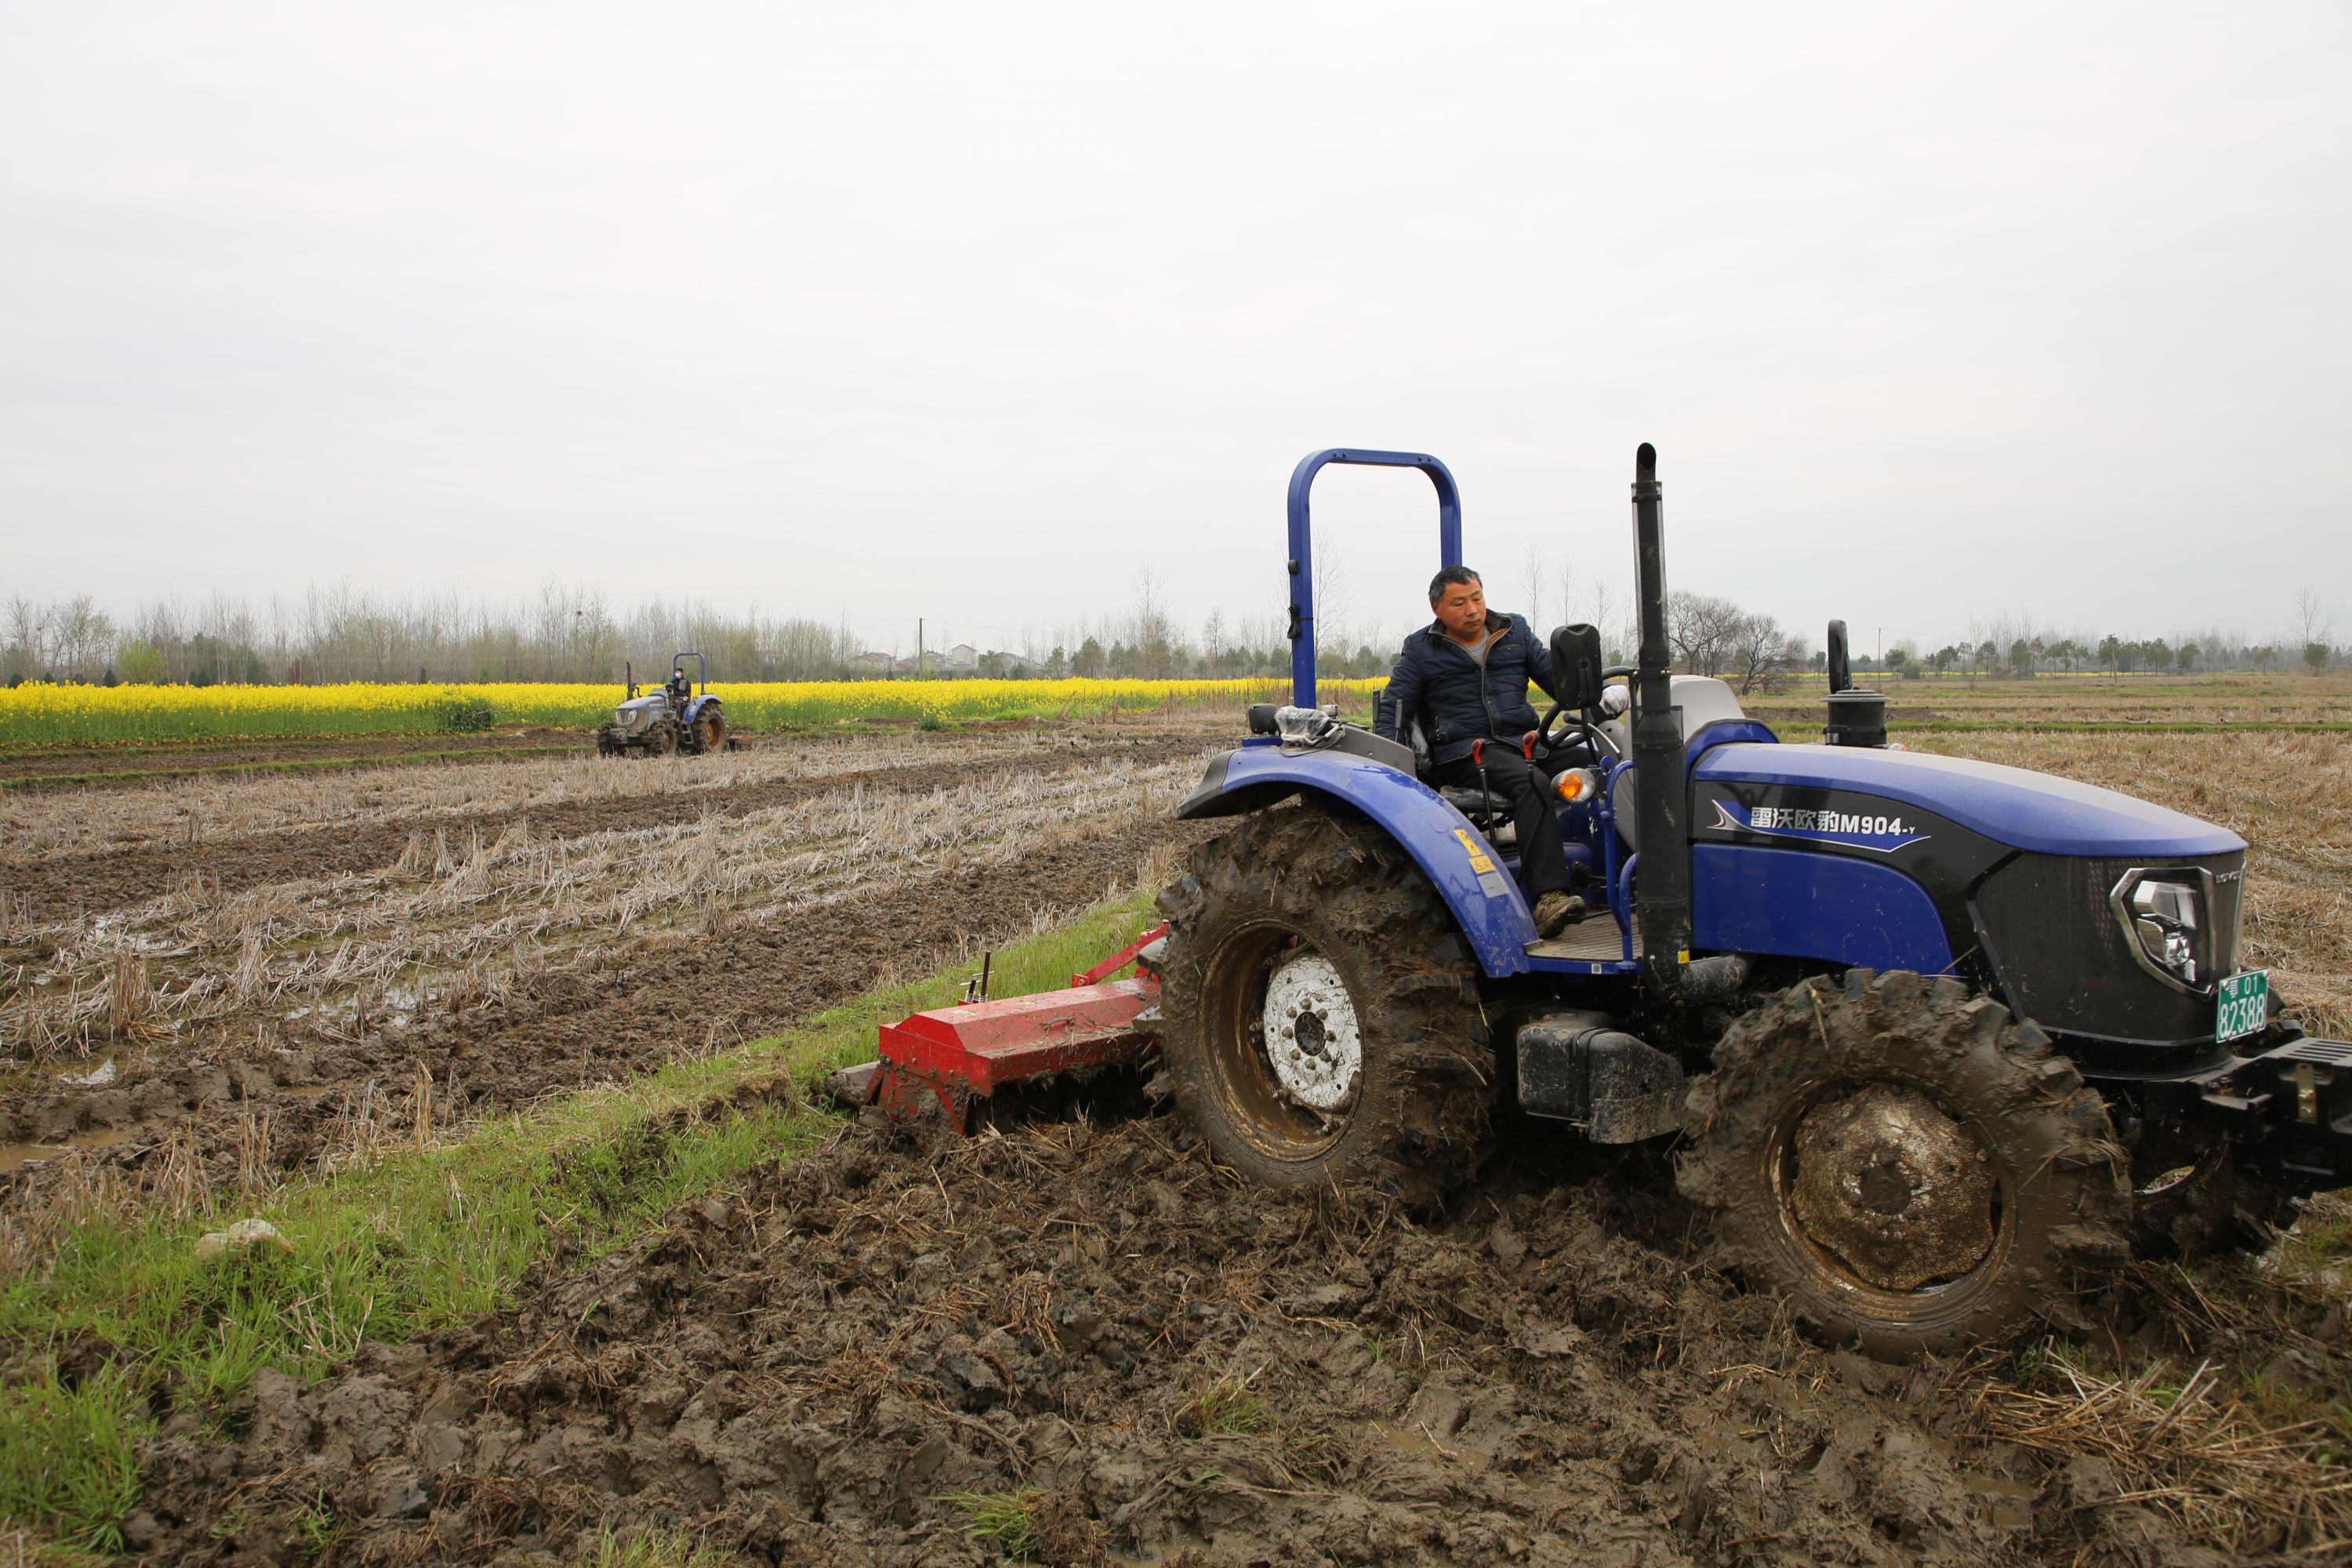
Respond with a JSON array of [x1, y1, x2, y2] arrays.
[[1599, 684, 1631, 718]]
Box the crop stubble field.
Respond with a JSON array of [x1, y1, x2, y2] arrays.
[[0, 674, 2347, 1566]]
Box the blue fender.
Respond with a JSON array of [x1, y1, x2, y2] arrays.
[[682, 694, 720, 724], [1176, 744, 1541, 976]]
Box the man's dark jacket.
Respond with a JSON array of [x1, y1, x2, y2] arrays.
[[1373, 612, 1558, 765]]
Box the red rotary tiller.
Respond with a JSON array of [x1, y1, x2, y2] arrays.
[[838, 926, 1167, 1136]]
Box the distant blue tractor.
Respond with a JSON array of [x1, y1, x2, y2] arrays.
[[1149, 444, 2352, 1358], [597, 652, 734, 757]]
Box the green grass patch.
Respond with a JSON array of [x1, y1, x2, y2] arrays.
[[0, 1363, 144, 1554], [436, 695, 501, 733], [940, 1490, 1042, 1559], [1178, 1373, 1273, 1436], [0, 892, 1160, 1548], [577, 1525, 733, 1567]]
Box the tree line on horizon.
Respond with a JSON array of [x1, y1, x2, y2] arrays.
[[2, 581, 2339, 690]]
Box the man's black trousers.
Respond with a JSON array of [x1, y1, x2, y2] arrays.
[[1428, 750, 1572, 899]]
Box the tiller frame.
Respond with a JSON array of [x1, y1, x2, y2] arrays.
[[845, 925, 1168, 1135]]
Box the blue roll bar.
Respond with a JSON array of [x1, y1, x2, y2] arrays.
[[1284, 448, 1464, 709]]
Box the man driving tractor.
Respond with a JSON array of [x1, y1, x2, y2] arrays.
[[1374, 565, 1584, 938]]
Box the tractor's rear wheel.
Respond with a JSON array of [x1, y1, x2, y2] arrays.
[[692, 704, 728, 753], [1679, 970, 2130, 1360], [1156, 803, 1492, 1208]]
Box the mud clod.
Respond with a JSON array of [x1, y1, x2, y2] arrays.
[[125, 1113, 2224, 1566]]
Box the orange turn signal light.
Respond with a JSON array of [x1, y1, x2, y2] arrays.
[[1554, 768, 1598, 804]]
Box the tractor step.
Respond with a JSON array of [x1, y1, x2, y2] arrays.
[[1526, 923, 1641, 963]]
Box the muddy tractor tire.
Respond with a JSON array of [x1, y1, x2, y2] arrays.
[[1679, 970, 2131, 1360], [2128, 1120, 2301, 1260], [595, 724, 625, 757], [647, 718, 681, 757], [1156, 803, 1493, 1209], [691, 703, 728, 755]]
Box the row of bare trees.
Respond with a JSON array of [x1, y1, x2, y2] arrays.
[[1664, 593, 1810, 692], [0, 574, 1312, 688], [1933, 589, 2341, 678], [1, 584, 873, 687], [5, 572, 2335, 688]]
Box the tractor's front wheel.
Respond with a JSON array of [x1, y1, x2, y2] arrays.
[[1679, 971, 2131, 1360], [1156, 804, 1492, 1208]]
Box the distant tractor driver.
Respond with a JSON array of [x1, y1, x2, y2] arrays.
[[1374, 566, 1582, 938]]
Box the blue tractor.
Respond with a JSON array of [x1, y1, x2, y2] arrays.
[[597, 652, 733, 757], [1151, 443, 2352, 1358]]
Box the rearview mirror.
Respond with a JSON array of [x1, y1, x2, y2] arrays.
[[1550, 623, 1604, 710]]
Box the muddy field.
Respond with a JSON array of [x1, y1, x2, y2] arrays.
[[132, 1114, 2340, 1566], [0, 729, 1221, 1240], [4, 715, 2349, 1565]]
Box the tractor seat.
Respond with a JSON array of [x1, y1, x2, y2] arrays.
[[1392, 707, 1519, 844], [1436, 786, 1518, 847]]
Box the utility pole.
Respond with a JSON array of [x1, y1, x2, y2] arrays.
[[917, 619, 924, 680]]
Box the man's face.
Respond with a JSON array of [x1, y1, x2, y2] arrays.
[[1432, 579, 1486, 639]]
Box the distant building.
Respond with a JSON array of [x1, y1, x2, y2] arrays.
[[875, 643, 1013, 677]]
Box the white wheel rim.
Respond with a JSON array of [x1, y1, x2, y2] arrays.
[[1261, 950, 1362, 1112]]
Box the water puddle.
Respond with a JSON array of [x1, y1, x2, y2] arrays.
[[1365, 1420, 1489, 1469], [1965, 1470, 2037, 1531], [0, 1123, 141, 1174]]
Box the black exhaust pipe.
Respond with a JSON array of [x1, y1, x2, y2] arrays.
[[1628, 444, 1691, 1007], [1822, 618, 1888, 747]]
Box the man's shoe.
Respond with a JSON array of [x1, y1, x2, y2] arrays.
[[1532, 891, 1585, 938]]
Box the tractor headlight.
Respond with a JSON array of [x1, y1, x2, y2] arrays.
[[2109, 868, 2213, 991]]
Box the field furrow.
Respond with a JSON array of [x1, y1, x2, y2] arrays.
[[0, 734, 1220, 1261]]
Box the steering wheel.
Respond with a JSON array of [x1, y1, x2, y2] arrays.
[[1537, 702, 1577, 753], [1538, 664, 1638, 754]]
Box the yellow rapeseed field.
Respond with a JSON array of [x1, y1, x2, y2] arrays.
[[0, 678, 1389, 746]]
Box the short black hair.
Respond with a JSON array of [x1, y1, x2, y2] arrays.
[[1428, 565, 1483, 606]]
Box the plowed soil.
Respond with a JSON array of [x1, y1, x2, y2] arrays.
[[0, 729, 583, 788], [7, 717, 2345, 1565], [0, 732, 1218, 1208], [129, 1114, 2263, 1566]]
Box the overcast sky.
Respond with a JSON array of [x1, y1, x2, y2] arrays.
[[3, 2, 2347, 659]]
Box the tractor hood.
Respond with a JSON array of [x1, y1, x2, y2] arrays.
[[1693, 742, 2242, 858], [614, 695, 665, 728]]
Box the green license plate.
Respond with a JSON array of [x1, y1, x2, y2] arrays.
[[2216, 969, 2269, 1044]]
